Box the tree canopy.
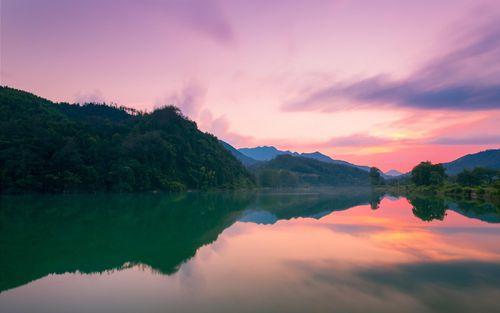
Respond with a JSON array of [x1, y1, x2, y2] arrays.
[[456, 167, 499, 187], [411, 161, 446, 186], [369, 167, 384, 185], [0, 86, 254, 193]]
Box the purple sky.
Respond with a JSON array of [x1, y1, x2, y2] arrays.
[[1, 0, 500, 171]]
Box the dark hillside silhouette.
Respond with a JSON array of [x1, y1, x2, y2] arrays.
[[0, 86, 253, 193]]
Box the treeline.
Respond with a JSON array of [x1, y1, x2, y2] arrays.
[[383, 161, 500, 202], [0, 86, 254, 193], [406, 161, 499, 189]]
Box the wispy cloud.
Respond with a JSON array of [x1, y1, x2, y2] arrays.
[[284, 11, 500, 112], [430, 135, 500, 145], [161, 81, 206, 119], [162, 81, 255, 146], [198, 109, 254, 146], [323, 134, 394, 147], [146, 0, 235, 46]]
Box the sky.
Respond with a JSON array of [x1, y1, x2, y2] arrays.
[[1, 0, 499, 171]]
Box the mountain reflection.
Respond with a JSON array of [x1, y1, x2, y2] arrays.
[[239, 188, 377, 223], [0, 189, 499, 295]]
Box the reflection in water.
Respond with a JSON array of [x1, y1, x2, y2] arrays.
[[1, 189, 500, 313], [0, 192, 253, 292], [408, 195, 500, 223], [410, 196, 447, 221]]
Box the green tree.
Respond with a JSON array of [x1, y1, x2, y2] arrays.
[[456, 169, 477, 186], [0, 86, 254, 194], [457, 167, 498, 186], [369, 167, 383, 186], [258, 169, 279, 187], [278, 170, 299, 187], [411, 161, 446, 186]]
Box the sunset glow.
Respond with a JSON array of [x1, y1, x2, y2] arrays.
[[2, 0, 499, 171]]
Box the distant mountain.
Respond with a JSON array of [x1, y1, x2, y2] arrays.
[[385, 169, 403, 177], [219, 141, 259, 166], [253, 154, 371, 187], [238, 146, 371, 171], [444, 149, 500, 175], [238, 146, 296, 161], [299, 151, 369, 170], [299, 151, 335, 163]]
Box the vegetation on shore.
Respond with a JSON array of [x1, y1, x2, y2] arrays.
[[0, 86, 254, 193], [375, 161, 500, 206]]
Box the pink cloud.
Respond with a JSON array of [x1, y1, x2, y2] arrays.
[[144, 0, 236, 46], [284, 9, 500, 112], [198, 109, 254, 147], [161, 81, 206, 119]]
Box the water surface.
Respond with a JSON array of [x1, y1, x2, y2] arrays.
[[1, 189, 500, 313]]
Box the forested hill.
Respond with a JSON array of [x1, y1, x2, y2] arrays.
[[253, 154, 371, 187], [0, 86, 254, 193], [444, 149, 500, 175]]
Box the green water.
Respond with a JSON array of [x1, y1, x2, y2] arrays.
[[1, 189, 500, 313]]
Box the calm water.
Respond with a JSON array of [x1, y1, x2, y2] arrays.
[[1, 189, 500, 313]]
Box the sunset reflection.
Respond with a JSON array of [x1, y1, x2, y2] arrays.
[[1, 193, 499, 313]]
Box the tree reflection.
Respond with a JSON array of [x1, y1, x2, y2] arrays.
[[0, 192, 253, 293], [369, 192, 384, 210], [0, 188, 377, 293], [409, 196, 448, 221], [1, 189, 498, 294]]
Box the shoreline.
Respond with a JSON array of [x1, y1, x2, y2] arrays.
[[375, 184, 500, 207]]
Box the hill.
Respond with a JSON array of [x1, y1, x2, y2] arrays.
[[444, 149, 500, 175], [0, 86, 254, 193], [252, 154, 371, 187]]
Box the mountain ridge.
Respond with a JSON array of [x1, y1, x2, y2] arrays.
[[444, 149, 500, 175], [237, 145, 371, 172]]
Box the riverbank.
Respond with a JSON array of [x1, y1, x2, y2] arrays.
[[375, 183, 500, 207]]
